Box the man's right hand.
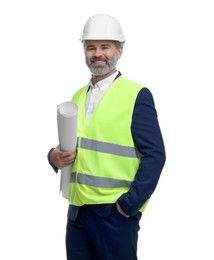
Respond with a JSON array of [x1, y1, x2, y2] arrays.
[[50, 145, 76, 169]]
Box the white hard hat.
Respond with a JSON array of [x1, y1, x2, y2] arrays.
[[80, 14, 125, 43]]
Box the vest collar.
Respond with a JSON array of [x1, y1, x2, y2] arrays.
[[89, 71, 122, 90]]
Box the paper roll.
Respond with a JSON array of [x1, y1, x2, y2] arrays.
[[57, 101, 78, 199]]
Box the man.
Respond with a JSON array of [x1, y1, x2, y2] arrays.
[[48, 14, 166, 260]]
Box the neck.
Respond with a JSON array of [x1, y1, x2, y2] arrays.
[[91, 69, 117, 85]]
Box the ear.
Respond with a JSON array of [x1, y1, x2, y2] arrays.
[[117, 47, 123, 59]]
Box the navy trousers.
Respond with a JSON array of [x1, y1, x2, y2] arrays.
[[66, 204, 142, 260]]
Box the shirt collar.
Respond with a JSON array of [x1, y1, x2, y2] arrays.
[[89, 71, 119, 90]]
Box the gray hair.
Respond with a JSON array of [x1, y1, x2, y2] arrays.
[[114, 41, 125, 49]]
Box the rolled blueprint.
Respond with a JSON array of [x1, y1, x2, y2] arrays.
[[57, 101, 78, 199]]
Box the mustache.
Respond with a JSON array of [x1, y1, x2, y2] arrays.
[[90, 58, 107, 62]]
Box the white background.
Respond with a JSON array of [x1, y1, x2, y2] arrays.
[[0, 0, 214, 259]]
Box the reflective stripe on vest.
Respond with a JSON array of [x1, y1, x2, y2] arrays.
[[70, 172, 132, 188], [80, 137, 142, 158]]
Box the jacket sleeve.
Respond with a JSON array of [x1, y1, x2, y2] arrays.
[[47, 148, 59, 173], [117, 87, 166, 216]]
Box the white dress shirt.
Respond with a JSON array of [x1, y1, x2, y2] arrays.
[[85, 71, 118, 121]]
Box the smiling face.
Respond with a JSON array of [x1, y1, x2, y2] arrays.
[[84, 40, 123, 82]]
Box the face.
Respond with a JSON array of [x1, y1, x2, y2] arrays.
[[84, 40, 123, 77]]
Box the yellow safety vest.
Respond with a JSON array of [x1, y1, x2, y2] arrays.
[[69, 76, 149, 212]]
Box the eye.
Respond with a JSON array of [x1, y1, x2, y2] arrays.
[[102, 45, 110, 50], [86, 46, 96, 51]]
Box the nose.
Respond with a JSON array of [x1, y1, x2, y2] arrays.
[[94, 47, 103, 57]]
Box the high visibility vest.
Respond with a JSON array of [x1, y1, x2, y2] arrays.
[[69, 76, 149, 212]]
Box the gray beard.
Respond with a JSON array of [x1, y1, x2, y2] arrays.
[[87, 55, 119, 76]]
